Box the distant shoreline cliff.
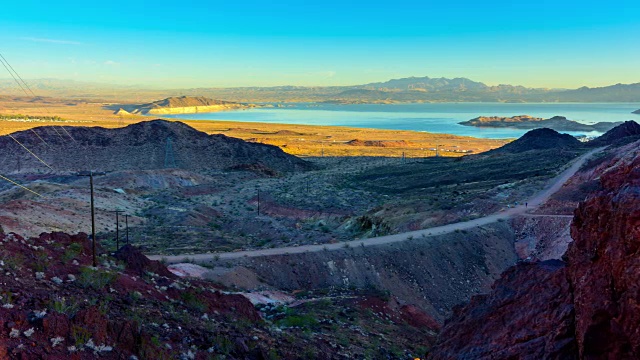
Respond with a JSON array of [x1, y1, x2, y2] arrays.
[[459, 115, 622, 132], [121, 96, 257, 115]]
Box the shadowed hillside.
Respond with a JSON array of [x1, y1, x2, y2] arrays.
[[0, 120, 311, 174]]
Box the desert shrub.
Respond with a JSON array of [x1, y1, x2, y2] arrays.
[[181, 291, 208, 313], [50, 296, 80, 316], [77, 267, 117, 290], [139, 336, 172, 360], [62, 243, 83, 263], [213, 335, 234, 355], [71, 325, 92, 347], [277, 314, 318, 329], [2, 253, 24, 271], [33, 250, 50, 272]]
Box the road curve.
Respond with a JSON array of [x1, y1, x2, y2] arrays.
[[149, 147, 605, 264]]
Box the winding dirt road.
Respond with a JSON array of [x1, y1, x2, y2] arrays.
[[149, 147, 604, 263]]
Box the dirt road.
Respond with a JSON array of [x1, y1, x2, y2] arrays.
[[149, 147, 604, 263]]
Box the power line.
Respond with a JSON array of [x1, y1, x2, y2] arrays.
[[0, 56, 28, 96], [7, 134, 53, 170], [0, 52, 37, 97], [59, 126, 76, 142], [30, 128, 50, 147], [0, 51, 58, 169], [0, 174, 43, 197], [50, 126, 66, 142]]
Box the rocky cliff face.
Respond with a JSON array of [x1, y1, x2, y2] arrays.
[[567, 153, 640, 358], [429, 144, 640, 359], [126, 96, 253, 114]]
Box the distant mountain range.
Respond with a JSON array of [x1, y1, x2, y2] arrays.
[[1, 76, 640, 103]]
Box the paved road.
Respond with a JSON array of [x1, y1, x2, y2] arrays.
[[149, 147, 604, 264]]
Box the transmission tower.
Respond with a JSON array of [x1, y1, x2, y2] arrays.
[[164, 137, 177, 168]]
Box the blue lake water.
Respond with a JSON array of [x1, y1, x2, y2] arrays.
[[160, 102, 640, 139]]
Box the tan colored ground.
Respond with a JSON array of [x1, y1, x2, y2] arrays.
[[0, 97, 508, 157]]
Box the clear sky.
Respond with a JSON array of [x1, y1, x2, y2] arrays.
[[0, 0, 639, 89]]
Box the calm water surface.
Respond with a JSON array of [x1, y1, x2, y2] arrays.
[[161, 103, 640, 139]]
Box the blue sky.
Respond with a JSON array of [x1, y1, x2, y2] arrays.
[[0, 0, 639, 88]]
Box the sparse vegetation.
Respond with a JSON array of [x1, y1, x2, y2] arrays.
[[76, 267, 117, 290]]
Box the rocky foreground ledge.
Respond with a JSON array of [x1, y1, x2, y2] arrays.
[[429, 143, 640, 359], [0, 231, 263, 359]]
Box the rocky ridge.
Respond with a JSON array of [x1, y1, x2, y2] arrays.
[[429, 139, 640, 359], [0, 120, 311, 173], [459, 115, 621, 132], [487, 128, 582, 154], [589, 120, 640, 146], [126, 96, 254, 115]]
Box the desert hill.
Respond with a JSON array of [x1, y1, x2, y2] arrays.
[[147, 96, 236, 108], [0, 120, 310, 173], [589, 120, 640, 146], [124, 96, 254, 115], [488, 128, 581, 154], [460, 115, 621, 132]]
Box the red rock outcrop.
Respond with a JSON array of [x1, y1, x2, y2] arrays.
[[114, 244, 176, 278], [429, 150, 640, 359], [567, 154, 640, 358], [429, 260, 576, 359]]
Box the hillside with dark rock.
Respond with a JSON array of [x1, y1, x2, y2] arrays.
[[589, 120, 640, 146], [0, 120, 311, 174], [488, 128, 582, 154], [429, 140, 640, 359], [460, 115, 621, 132]]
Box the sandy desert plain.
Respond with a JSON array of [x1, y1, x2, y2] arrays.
[[0, 96, 508, 158]]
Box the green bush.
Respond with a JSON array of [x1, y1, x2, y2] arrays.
[[181, 291, 208, 313], [77, 267, 117, 290], [62, 243, 84, 263], [50, 296, 80, 315], [277, 314, 318, 329]]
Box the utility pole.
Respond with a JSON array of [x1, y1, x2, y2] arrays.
[[257, 190, 260, 216], [76, 171, 106, 267], [124, 214, 130, 245], [436, 144, 444, 158], [111, 209, 124, 251]]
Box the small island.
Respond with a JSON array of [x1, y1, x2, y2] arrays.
[[459, 115, 622, 132], [122, 96, 258, 115], [633, 109, 640, 114]]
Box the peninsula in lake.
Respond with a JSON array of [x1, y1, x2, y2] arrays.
[[116, 96, 258, 115], [459, 115, 622, 132]]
